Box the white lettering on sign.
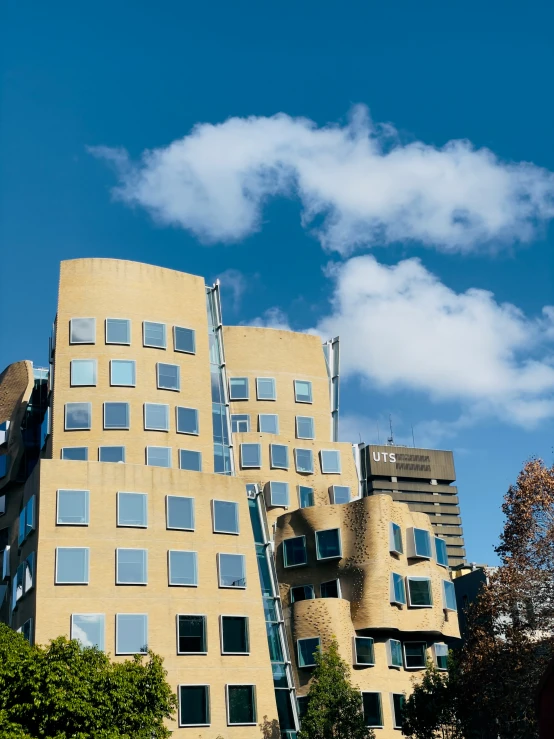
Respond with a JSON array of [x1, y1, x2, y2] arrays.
[[372, 451, 396, 463]]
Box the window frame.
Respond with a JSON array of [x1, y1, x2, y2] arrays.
[[61, 447, 88, 461], [403, 641, 428, 670], [290, 584, 315, 603], [386, 638, 404, 669], [229, 377, 249, 400], [294, 448, 314, 474], [294, 379, 313, 404], [69, 318, 96, 345], [157, 362, 181, 391], [353, 636, 375, 666], [390, 522, 403, 555], [115, 548, 148, 585], [143, 321, 167, 349], [315, 527, 343, 561], [144, 403, 170, 432], [220, 615, 250, 655], [362, 692, 384, 729], [109, 359, 136, 387], [178, 684, 210, 728], [116, 492, 148, 528], [217, 552, 247, 589], [256, 377, 276, 401], [165, 495, 195, 531], [240, 443, 261, 469], [56, 489, 90, 526], [406, 576, 433, 608], [408, 527, 433, 560], [435, 536, 449, 567], [258, 413, 279, 434], [226, 684, 257, 726], [391, 692, 406, 730], [443, 579, 457, 611], [268, 481, 290, 508], [179, 449, 202, 472], [176, 406, 199, 435], [212, 499, 240, 535], [176, 614, 207, 655], [115, 613, 148, 655], [296, 415, 315, 440], [99, 445, 126, 463], [70, 359, 97, 387], [297, 637, 321, 668], [329, 485, 351, 504], [103, 402, 130, 430], [282, 535, 307, 568], [146, 446, 171, 468], [298, 485, 315, 508], [173, 325, 196, 354], [231, 414, 250, 433], [390, 572, 407, 606], [105, 318, 131, 345], [433, 642, 449, 670], [71, 613, 105, 651], [55, 547, 89, 585], [320, 578, 341, 599], [64, 402, 92, 431], [320, 449, 341, 474], [270, 443, 289, 470], [168, 550, 198, 587]]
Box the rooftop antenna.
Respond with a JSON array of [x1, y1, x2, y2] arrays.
[[411, 425, 416, 448], [387, 414, 394, 446]]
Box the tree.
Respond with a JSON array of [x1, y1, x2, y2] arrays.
[[0, 624, 177, 739], [402, 657, 463, 739], [298, 638, 374, 739]]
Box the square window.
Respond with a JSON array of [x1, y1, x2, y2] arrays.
[[315, 528, 342, 560], [259, 414, 279, 434], [269, 481, 289, 507], [407, 577, 433, 607], [179, 685, 210, 727], [443, 580, 457, 611], [221, 616, 249, 654], [143, 321, 166, 349], [270, 444, 288, 469], [176, 407, 199, 435], [166, 496, 194, 530], [435, 537, 449, 567], [144, 403, 169, 431], [229, 377, 249, 400], [434, 642, 449, 670], [117, 492, 147, 527], [213, 500, 239, 534], [71, 614, 105, 650], [157, 363, 180, 391], [65, 402, 92, 431], [390, 572, 407, 605], [106, 318, 131, 345], [110, 360, 136, 387], [70, 318, 95, 344], [298, 485, 314, 508], [116, 549, 147, 585], [362, 693, 383, 728], [231, 414, 250, 433], [179, 449, 202, 471], [169, 551, 198, 586], [320, 449, 341, 474], [56, 547, 89, 584], [70, 359, 97, 387], [408, 527, 432, 559], [387, 639, 404, 669], [320, 579, 340, 598], [218, 553, 246, 588], [290, 585, 315, 603], [297, 637, 320, 668], [177, 615, 206, 654], [296, 416, 315, 439], [116, 614, 148, 654], [330, 485, 350, 504], [174, 326, 196, 354], [57, 489, 89, 525], [99, 446, 125, 463], [294, 380, 313, 404], [391, 693, 406, 729], [240, 443, 261, 468], [146, 446, 171, 467], [256, 377, 276, 400], [61, 447, 88, 461], [283, 536, 307, 568], [404, 642, 427, 669], [354, 636, 375, 665], [295, 448, 314, 474], [104, 402, 130, 430], [227, 685, 256, 725], [390, 523, 403, 555]]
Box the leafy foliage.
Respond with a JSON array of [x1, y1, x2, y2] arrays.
[[402, 658, 462, 739], [0, 624, 177, 739]]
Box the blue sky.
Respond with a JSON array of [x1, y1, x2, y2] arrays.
[[2, 0, 554, 564]]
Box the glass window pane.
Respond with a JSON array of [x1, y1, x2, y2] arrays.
[[435, 537, 449, 567], [331, 485, 350, 504], [106, 319, 130, 344], [179, 685, 209, 727], [240, 443, 261, 468], [391, 573, 407, 604], [294, 380, 313, 403], [404, 642, 427, 668], [299, 486, 314, 508], [56, 547, 89, 584], [256, 378, 276, 400], [259, 414, 279, 434], [320, 580, 340, 598], [355, 637, 375, 665], [117, 493, 147, 527], [70, 318, 95, 344], [270, 444, 288, 469], [116, 614, 148, 654], [296, 416, 314, 439], [110, 360, 136, 387], [295, 449, 313, 473], [143, 321, 166, 348], [146, 446, 171, 467], [71, 614, 105, 650], [104, 402, 129, 429], [362, 693, 383, 727], [169, 551, 197, 586], [213, 500, 239, 534], [157, 363, 180, 390], [176, 407, 199, 434], [222, 616, 249, 654], [144, 403, 169, 431], [117, 549, 147, 584], [228, 685, 256, 725], [269, 482, 289, 507], [392, 693, 406, 728], [179, 449, 202, 471], [443, 580, 457, 611], [65, 403, 91, 430], [389, 639, 403, 668], [316, 529, 342, 560], [320, 449, 341, 473], [231, 414, 250, 433], [290, 585, 315, 603], [408, 578, 433, 607], [178, 615, 206, 653], [219, 553, 246, 588], [57, 490, 89, 525], [174, 326, 196, 354], [390, 523, 403, 554], [61, 447, 88, 461], [70, 360, 96, 386], [99, 446, 125, 463], [229, 377, 249, 400], [414, 528, 432, 558], [167, 496, 194, 530], [283, 536, 307, 567], [297, 637, 320, 667]]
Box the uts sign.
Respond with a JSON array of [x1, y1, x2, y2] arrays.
[[372, 451, 396, 463]]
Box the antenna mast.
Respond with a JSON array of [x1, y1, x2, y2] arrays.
[[387, 414, 394, 446]]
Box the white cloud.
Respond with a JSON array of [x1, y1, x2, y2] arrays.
[[90, 106, 554, 254], [339, 412, 470, 449], [215, 268, 247, 311], [246, 307, 292, 331]]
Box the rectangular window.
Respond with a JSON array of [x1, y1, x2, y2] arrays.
[[61, 447, 88, 461], [404, 642, 427, 669], [229, 377, 249, 400], [104, 402, 130, 430], [21, 496, 35, 541], [231, 414, 250, 433], [116, 548, 147, 585], [354, 636, 375, 666], [315, 528, 342, 560], [110, 359, 136, 387], [390, 572, 407, 605], [166, 496, 194, 530], [283, 536, 307, 568], [24, 552, 35, 592], [408, 527, 432, 559], [443, 580, 457, 611], [362, 693, 383, 728], [179, 449, 202, 471], [294, 380, 313, 404], [169, 551, 198, 586], [298, 485, 314, 508], [387, 638, 404, 669], [174, 326, 196, 354], [146, 446, 171, 467], [106, 318, 131, 345], [320, 579, 340, 598], [71, 614, 105, 650], [57, 489, 89, 525], [407, 577, 433, 607], [330, 485, 350, 504], [259, 414, 279, 434], [296, 416, 315, 439], [144, 403, 169, 431], [70, 318, 96, 344], [99, 446, 125, 463], [117, 492, 147, 528], [227, 685, 257, 725], [55, 547, 89, 584], [177, 615, 206, 653], [256, 377, 276, 400], [116, 614, 148, 654], [269, 481, 289, 507], [295, 448, 314, 474], [270, 444, 288, 469], [143, 321, 166, 349], [297, 637, 320, 668], [218, 553, 246, 588], [434, 642, 448, 670], [179, 685, 210, 727], [240, 443, 261, 468], [320, 449, 341, 474], [391, 693, 406, 729], [290, 584, 315, 603], [221, 615, 249, 654], [70, 359, 97, 387], [435, 537, 449, 567], [297, 696, 309, 720], [65, 402, 92, 431], [390, 522, 403, 555], [157, 363, 180, 391], [176, 407, 199, 435], [213, 500, 239, 534]]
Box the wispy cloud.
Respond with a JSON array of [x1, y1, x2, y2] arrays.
[[214, 268, 247, 312]]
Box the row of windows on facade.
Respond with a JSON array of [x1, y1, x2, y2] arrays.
[[68, 318, 196, 353], [298, 690, 406, 732]]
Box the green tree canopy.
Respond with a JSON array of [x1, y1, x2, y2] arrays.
[[402, 657, 462, 739]]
